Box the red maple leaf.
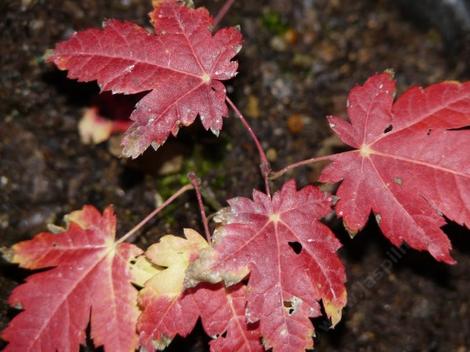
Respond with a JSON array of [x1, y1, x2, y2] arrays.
[[1, 206, 141, 352], [320, 73, 470, 263], [135, 229, 262, 351], [50, 0, 242, 158], [186, 180, 347, 352]]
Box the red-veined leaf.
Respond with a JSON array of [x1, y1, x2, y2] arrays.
[[186, 181, 347, 352], [50, 0, 242, 158], [320, 72, 470, 263], [1, 206, 141, 352]]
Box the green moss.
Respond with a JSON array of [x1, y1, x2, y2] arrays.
[[155, 139, 227, 203], [261, 10, 289, 35]]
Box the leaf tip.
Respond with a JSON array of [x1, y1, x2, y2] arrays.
[[43, 48, 55, 63], [432, 247, 456, 265], [324, 290, 347, 327], [336, 210, 362, 237], [210, 127, 220, 137], [49, 55, 69, 71], [383, 68, 395, 79], [151, 335, 173, 351], [121, 129, 146, 159]]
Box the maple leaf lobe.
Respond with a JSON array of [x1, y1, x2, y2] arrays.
[[321, 73, 470, 263], [187, 180, 347, 352], [49, 0, 243, 158]]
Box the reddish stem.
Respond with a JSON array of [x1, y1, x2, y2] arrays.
[[226, 96, 272, 197], [188, 172, 211, 243], [117, 184, 193, 244], [270, 150, 354, 180], [213, 0, 236, 28]]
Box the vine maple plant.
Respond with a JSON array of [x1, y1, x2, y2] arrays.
[[2, 1, 469, 351]]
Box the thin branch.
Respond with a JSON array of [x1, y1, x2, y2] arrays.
[[213, 0, 236, 28], [226, 96, 272, 196], [188, 172, 211, 243], [270, 150, 354, 180], [117, 184, 193, 244]]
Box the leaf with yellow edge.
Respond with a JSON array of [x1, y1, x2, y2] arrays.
[[185, 180, 347, 352], [1, 206, 142, 352], [137, 229, 262, 351]]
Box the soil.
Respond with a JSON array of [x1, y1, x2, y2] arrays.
[[1, 0, 469, 351]]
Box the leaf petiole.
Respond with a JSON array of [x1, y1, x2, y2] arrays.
[[269, 150, 354, 180], [188, 172, 211, 243], [117, 184, 194, 244], [213, 0, 236, 28], [226, 96, 272, 196]]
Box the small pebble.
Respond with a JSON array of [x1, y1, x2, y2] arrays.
[[318, 41, 338, 63], [287, 114, 305, 134], [270, 36, 287, 52], [158, 155, 183, 175], [266, 148, 277, 162], [358, 331, 375, 343], [0, 214, 9, 229], [0, 176, 9, 186], [29, 19, 44, 31], [246, 95, 260, 119], [283, 28, 298, 45]]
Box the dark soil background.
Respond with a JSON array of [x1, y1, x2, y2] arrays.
[[1, 0, 469, 351]]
